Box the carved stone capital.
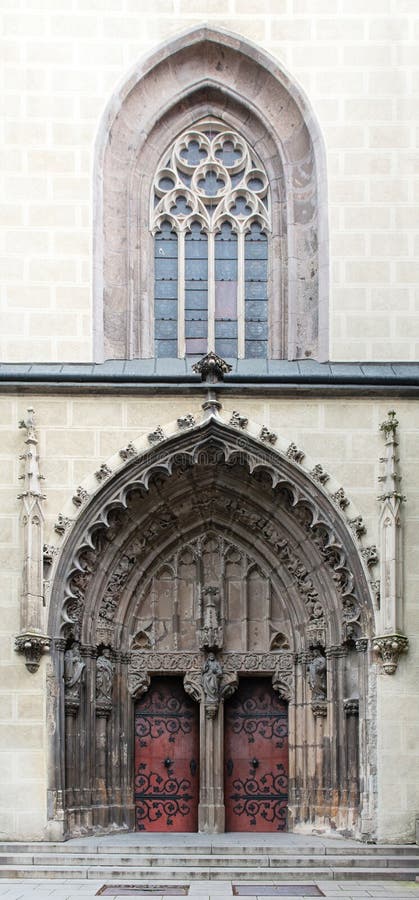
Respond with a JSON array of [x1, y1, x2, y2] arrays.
[[355, 638, 369, 653], [192, 351, 232, 383], [64, 698, 80, 717], [15, 632, 50, 673], [373, 633, 408, 674], [344, 698, 359, 717], [95, 703, 112, 719], [311, 700, 327, 717]]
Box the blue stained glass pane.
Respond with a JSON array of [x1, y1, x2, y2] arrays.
[[185, 257, 208, 280], [185, 291, 208, 310], [215, 338, 237, 357], [180, 140, 208, 166], [245, 282, 267, 300], [245, 300, 268, 321], [155, 319, 177, 339], [245, 340, 267, 358], [155, 257, 178, 280], [155, 299, 177, 319], [246, 321, 268, 340], [197, 169, 225, 196], [171, 195, 193, 215], [214, 141, 242, 166], [155, 240, 178, 258], [156, 339, 178, 358], [185, 320, 208, 338], [245, 259, 267, 281], [214, 240, 238, 259], [155, 281, 178, 299], [215, 320, 238, 339], [215, 258, 237, 281], [245, 241, 268, 260]]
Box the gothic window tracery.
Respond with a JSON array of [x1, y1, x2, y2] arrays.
[[152, 120, 271, 360]]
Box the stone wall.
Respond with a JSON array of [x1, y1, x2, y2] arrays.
[[0, 391, 418, 840], [1, 1, 418, 362]]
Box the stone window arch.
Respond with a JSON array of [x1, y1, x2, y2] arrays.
[[94, 27, 329, 362]]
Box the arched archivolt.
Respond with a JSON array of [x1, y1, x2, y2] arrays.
[[46, 414, 376, 840], [94, 26, 329, 363]]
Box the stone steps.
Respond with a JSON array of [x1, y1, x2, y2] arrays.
[[0, 840, 418, 882]]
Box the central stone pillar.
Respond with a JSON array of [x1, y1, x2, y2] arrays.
[[198, 701, 225, 833]]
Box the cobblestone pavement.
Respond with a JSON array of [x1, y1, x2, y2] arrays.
[[0, 880, 418, 900]]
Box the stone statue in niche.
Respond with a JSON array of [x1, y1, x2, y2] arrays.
[[199, 586, 223, 650], [64, 642, 85, 702], [96, 648, 114, 705], [308, 646, 327, 701], [202, 652, 223, 702]]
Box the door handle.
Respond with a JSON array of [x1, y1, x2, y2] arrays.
[[251, 757, 259, 768], [164, 757, 173, 768], [190, 758, 197, 776], [226, 758, 233, 776]]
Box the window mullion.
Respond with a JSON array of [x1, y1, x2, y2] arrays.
[[208, 229, 215, 352], [237, 229, 245, 359], [178, 228, 185, 359]]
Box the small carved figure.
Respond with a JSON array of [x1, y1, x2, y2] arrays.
[[202, 653, 223, 702], [200, 585, 223, 650], [64, 642, 85, 700], [308, 648, 327, 701], [96, 648, 114, 704]]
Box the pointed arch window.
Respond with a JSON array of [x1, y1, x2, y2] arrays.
[[152, 120, 271, 359]]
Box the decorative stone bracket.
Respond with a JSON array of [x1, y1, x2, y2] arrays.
[[373, 634, 409, 675], [15, 633, 50, 674]]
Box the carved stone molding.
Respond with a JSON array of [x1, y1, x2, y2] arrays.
[[15, 633, 50, 673], [148, 427, 165, 445], [349, 516, 366, 539], [54, 514, 72, 536], [310, 464, 329, 485], [361, 546, 379, 568], [331, 488, 350, 510], [95, 463, 112, 482], [72, 487, 89, 508], [373, 634, 408, 675]]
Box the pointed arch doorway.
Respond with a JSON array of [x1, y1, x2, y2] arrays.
[[47, 418, 374, 838]]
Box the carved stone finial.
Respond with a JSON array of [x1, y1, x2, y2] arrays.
[[361, 545, 379, 568], [349, 516, 366, 538], [192, 351, 232, 383], [148, 426, 165, 445], [95, 463, 112, 482], [373, 634, 408, 675], [331, 488, 350, 510], [72, 486, 89, 508], [119, 442, 137, 460], [286, 442, 305, 463], [259, 426, 277, 445], [15, 633, 50, 673], [54, 514, 72, 536], [17, 408, 46, 502], [199, 586, 223, 651], [310, 464, 329, 485], [379, 409, 398, 438], [177, 414, 196, 430], [229, 411, 248, 430]]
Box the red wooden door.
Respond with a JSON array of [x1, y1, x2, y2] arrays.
[[224, 677, 288, 832], [134, 677, 199, 832]]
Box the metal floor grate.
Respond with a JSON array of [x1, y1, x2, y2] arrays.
[[232, 887, 325, 898], [97, 887, 189, 896]]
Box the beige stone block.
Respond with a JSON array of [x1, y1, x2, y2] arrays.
[[28, 204, 77, 227], [327, 461, 376, 490], [30, 311, 79, 337], [14, 809, 47, 840], [0, 605, 20, 634], [324, 401, 374, 431], [344, 206, 391, 230], [343, 152, 392, 176], [99, 430, 142, 458], [0, 810, 14, 837], [0, 398, 15, 427], [344, 44, 392, 66], [72, 459, 101, 482], [0, 203, 24, 226], [331, 233, 366, 256], [28, 259, 77, 283], [396, 262, 419, 283], [331, 287, 367, 310], [292, 43, 340, 67], [45, 429, 95, 457], [0, 724, 43, 750], [369, 179, 409, 203], [345, 98, 393, 123], [330, 180, 367, 203], [369, 125, 412, 149], [345, 262, 390, 284], [52, 176, 91, 201], [268, 402, 321, 430], [0, 696, 13, 720], [350, 433, 381, 460], [0, 518, 14, 544], [55, 339, 92, 361], [13, 750, 45, 780], [4, 339, 54, 362], [53, 230, 90, 255], [26, 94, 76, 120], [5, 285, 53, 310], [43, 458, 71, 486], [54, 286, 90, 310], [0, 753, 13, 782], [330, 340, 368, 360], [16, 694, 44, 720], [296, 431, 348, 461], [270, 19, 311, 41], [1, 781, 45, 810], [370, 341, 412, 360], [71, 399, 124, 427], [315, 16, 365, 41], [0, 257, 25, 280], [371, 233, 410, 257], [5, 229, 49, 255], [4, 118, 47, 145], [126, 398, 202, 428]]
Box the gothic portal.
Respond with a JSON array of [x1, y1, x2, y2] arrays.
[[47, 416, 374, 838]]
